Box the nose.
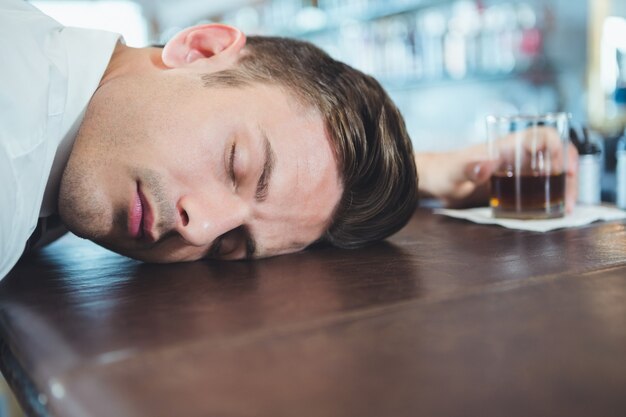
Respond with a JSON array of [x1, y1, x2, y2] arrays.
[[175, 192, 249, 247]]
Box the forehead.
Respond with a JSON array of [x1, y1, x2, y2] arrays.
[[239, 84, 342, 256]]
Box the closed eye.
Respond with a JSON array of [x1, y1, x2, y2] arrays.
[[228, 142, 236, 184]]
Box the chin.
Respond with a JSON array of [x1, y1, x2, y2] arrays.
[[58, 205, 109, 242], [58, 173, 113, 242]]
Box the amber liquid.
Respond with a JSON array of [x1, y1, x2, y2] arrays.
[[490, 172, 566, 219]]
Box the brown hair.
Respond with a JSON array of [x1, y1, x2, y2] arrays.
[[202, 36, 418, 249]]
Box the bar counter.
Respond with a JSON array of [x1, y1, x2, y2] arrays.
[[1, 208, 625, 417]]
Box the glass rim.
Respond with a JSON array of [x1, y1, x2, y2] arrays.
[[486, 112, 571, 124]]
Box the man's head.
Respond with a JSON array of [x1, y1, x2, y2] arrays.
[[58, 24, 417, 262]]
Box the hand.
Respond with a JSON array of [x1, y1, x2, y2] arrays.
[[415, 148, 493, 208], [416, 141, 579, 212], [565, 142, 580, 211]]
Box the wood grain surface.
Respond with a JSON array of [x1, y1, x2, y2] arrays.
[[1, 208, 625, 417]]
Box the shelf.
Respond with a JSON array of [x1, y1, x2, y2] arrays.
[[280, 0, 450, 38], [377, 67, 558, 91]]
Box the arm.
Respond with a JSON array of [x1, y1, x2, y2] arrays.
[[415, 143, 579, 211]]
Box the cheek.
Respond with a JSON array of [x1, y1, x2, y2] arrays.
[[162, 131, 227, 188], [165, 149, 217, 190], [58, 157, 112, 239]]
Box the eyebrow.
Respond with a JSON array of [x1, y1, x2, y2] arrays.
[[255, 128, 276, 202]]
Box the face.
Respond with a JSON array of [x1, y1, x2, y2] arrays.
[[59, 70, 342, 262]]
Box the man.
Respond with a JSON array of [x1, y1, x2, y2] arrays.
[[0, 0, 578, 279]]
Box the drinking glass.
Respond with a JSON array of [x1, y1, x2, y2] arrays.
[[486, 113, 569, 219]]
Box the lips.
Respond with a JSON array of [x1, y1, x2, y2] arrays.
[[139, 187, 155, 242], [129, 183, 155, 242], [129, 187, 143, 239]]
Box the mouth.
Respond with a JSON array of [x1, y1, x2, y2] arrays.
[[129, 183, 156, 242]]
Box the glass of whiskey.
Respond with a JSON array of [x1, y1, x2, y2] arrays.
[[486, 113, 570, 219]]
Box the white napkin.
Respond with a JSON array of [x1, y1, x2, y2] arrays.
[[434, 205, 626, 232]]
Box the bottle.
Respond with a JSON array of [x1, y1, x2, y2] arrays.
[[577, 128, 602, 205], [617, 132, 626, 209]]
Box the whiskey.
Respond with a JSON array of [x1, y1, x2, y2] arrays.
[[490, 172, 566, 219]]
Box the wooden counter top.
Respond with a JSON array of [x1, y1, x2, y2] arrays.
[[1, 208, 626, 417]]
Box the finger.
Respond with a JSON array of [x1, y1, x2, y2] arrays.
[[565, 143, 579, 213], [567, 142, 579, 176], [522, 127, 565, 171], [463, 159, 496, 184], [525, 126, 562, 151], [497, 127, 565, 171], [445, 145, 489, 185]]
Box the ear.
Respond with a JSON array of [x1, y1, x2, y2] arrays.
[[161, 24, 246, 68]]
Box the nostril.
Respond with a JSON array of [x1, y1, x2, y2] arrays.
[[180, 209, 189, 226]]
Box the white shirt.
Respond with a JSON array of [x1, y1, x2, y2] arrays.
[[0, 0, 120, 279]]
